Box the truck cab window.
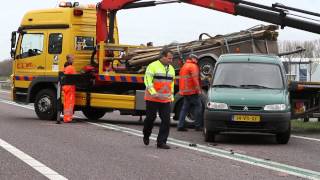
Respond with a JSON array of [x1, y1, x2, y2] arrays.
[[19, 33, 44, 58], [75, 36, 94, 51], [49, 33, 63, 54]]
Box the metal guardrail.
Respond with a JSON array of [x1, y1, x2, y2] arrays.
[[0, 80, 11, 90]]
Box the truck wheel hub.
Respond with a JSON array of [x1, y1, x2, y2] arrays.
[[201, 64, 212, 76], [38, 96, 51, 112]]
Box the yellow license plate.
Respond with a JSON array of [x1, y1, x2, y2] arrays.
[[233, 115, 260, 122]]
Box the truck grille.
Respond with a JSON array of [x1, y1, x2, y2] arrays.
[[229, 106, 263, 111]]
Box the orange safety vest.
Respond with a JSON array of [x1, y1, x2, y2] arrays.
[[144, 60, 175, 103], [179, 59, 201, 96]]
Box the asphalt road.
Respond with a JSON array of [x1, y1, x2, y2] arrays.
[[0, 90, 320, 180]]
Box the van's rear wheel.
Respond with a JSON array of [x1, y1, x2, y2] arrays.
[[82, 107, 106, 120], [34, 89, 57, 120]]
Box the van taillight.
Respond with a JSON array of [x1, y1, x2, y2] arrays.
[[74, 9, 83, 16]]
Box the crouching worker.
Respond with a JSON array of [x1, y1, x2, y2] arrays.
[[63, 54, 76, 123]]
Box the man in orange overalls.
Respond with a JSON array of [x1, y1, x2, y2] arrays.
[[63, 54, 76, 123]]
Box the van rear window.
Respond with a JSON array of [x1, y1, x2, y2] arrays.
[[75, 36, 94, 51]]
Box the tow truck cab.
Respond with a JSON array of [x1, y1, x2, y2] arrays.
[[10, 3, 119, 120]]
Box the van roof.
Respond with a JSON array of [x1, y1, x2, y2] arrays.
[[218, 54, 281, 64]]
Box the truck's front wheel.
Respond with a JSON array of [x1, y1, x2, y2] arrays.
[[82, 107, 106, 120], [34, 89, 57, 120]]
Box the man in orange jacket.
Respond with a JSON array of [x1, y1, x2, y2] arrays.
[[63, 54, 76, 123], [177, 54, 203, 131]]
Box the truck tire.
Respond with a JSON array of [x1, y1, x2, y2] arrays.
[[276, 122, 291, 144], [34, 89, 57, 120], [82, 107, 106, 120], [198, 57, 216, 77]]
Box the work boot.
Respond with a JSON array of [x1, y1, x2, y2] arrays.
[[157, 143, 171, 149], [143, 136, 149, 146]]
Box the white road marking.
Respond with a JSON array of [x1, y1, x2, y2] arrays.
[[1, 97, 320, 144], [292, 135, 320, 142], [89, 122, 320, 180], [0, 138, 67, 180], [1, 97, 320, 179], [0, 99, 34, 110]]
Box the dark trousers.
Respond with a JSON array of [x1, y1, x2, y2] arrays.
[[143, 101, 171, 145], [178, 94, 203, 128]]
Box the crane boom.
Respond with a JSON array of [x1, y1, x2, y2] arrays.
[[97, 0, 320, 44]]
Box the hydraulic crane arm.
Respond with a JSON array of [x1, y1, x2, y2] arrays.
[[97, 0, 320, 44], [96, 0, 237, 43]]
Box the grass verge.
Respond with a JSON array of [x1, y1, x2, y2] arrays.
[[0, 76, 8, 81], [292, 119, 320, 133]]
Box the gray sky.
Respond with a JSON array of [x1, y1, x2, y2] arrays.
[[0, 0, 319, 60]]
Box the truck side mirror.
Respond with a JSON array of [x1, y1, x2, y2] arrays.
[[10, 31, 17, 58]]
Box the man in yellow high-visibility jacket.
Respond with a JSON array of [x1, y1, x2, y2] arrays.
[[143, 48, 175, 149]]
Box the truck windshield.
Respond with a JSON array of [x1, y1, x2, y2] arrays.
[[212, 62, 284, 89]]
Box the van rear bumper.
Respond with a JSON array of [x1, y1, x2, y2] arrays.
[[204, 110, 291, 134]]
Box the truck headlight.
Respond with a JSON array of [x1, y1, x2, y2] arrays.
[[264, 104, 286, 111], [207, 102, 228, 110]]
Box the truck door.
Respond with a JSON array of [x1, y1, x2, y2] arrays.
[[14, 30, 47, 85], [46, 31, 65, 76]]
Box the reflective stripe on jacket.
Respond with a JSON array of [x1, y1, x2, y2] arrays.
[[179, 59, 201, 95], [144, 60, 175, 103]]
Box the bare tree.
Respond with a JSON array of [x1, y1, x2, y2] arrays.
[[0, 59, 13, 77], [279, 39, 320, 58]]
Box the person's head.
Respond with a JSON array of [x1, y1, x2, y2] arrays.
[[159, 47, 173, 65], [66, 54, 74, 65], [189, 54, 198, 63]]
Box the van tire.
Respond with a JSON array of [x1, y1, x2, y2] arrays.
[[203, 126, 216, 142], [276, 122, 291, 144], [34, 89, 57, 120], [82, 107, 106, 120]]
